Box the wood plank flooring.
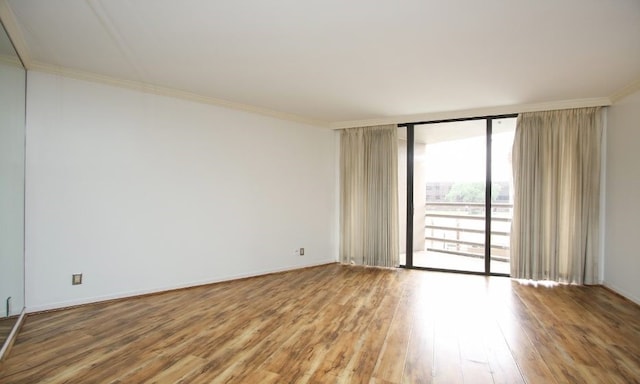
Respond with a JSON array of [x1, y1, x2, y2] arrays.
[[0, 317, 18, 347], [1, 264, 639, 383]]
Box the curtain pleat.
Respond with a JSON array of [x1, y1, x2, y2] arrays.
[[340, 125, 399, 267], [511, 107, 602, 284]]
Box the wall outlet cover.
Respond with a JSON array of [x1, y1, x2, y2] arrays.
[[72, 273, 83, 285]]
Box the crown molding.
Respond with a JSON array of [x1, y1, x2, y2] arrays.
[[329, 97, 613, 129], [0, 0, 31, 68], [609, 76, 640, 104], [29, 61, 331, 128], [24, 60, 632, 130]]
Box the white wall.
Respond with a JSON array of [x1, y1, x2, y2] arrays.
[[25, 71, 338, 312], [604, 88, 640, 304]]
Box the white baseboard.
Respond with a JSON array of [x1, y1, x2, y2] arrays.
[[602, 282, 640, 306], [26, 258, 336, 313]]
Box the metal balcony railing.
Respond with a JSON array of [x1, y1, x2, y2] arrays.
[[424, 202, 512, 262]]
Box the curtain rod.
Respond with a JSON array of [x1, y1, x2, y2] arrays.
[[397, 113, 518, 128]]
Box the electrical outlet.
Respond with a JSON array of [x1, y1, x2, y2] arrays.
[[72, 273, 83, 285], [300, 247, 305, 256]]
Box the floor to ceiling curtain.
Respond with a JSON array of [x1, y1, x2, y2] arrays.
[[340, 124, 399, 267], [510, 107, 602, 284]]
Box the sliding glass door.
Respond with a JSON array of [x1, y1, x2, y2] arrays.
[[399, 116, 516, 275], [490, 118, 516, 274], [416, 119, 487, 273]]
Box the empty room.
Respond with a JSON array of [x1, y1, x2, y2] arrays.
[[1, 0, 639, 383]]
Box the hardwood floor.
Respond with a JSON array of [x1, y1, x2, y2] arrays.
[[0, 317, 18, 348], [0, 264, 639, 383]]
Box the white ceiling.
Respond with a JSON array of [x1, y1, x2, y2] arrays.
[[3, 0, 640, 127]]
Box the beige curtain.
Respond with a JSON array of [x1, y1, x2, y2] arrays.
[[511, 107, 602, 284], [340, 125, 399, 267]]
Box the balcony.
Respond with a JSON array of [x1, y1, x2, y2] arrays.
[[401, 201, 512, 274]]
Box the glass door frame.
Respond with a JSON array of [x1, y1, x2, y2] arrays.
[[399, 114, 517, 277]]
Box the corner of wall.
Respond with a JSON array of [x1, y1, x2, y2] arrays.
[[602, 88, 640, 304]]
